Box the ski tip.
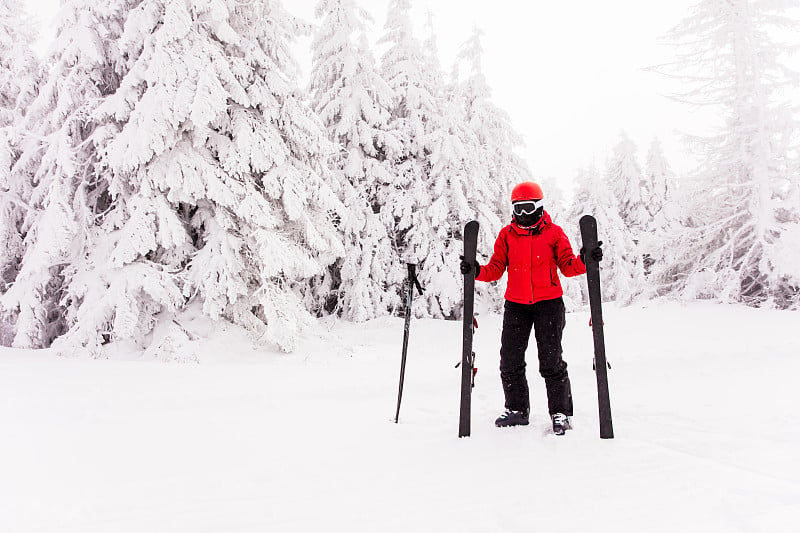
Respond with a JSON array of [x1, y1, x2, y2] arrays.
[[579, 214, 596, 228]]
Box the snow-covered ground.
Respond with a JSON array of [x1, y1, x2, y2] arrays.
[[1, 302, 798, 532]]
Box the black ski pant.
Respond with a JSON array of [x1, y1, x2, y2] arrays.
[[499, 297, 573, 416]]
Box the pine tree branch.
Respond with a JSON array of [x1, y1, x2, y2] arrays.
[[1, 191, 35, 212]]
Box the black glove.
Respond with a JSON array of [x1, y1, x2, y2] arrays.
[[459, 255, 480, 276], [580, 240, 603, 264]]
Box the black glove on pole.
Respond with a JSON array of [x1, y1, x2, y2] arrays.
[[459, 255, 480, 276], [580, 240, 603, 264]]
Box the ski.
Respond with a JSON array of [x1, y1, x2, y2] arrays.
[[579, 215, 614, 439], [459, 220, 479, 438], [395, 264, 424, 423]]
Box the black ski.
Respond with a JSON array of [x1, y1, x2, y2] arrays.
[[579, 215, 614, 439], [459, 220, 479, 438], [395, 264, 424, 423]]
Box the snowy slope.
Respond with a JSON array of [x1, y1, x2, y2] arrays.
[[1, 302, 798, 532]]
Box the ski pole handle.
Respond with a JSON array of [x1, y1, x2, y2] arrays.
[[407, 264, 425, 295]]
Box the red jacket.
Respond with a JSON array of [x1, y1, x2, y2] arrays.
[[476, 212, 586, 304]]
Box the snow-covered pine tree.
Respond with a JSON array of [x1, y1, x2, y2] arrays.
[[0, 0, 40, 345], [375, 0, 441, 313], [606, 131, 649, 234], [603, 131, 648, 299], [656, 0, 800, 308], [420, 72, 478, 317], [644, 139, 677, 225], [568, 162, 642, 304], [453, 28, 526, 226], [0, 0, 39, 265], [420, 10, 441, 86], [403, 10, 502, 318], [56, 0, 345, 353], [399, 10, 474, 317], [0, 0, 39, 158], [449, 27, 531, 314], [639, 137, 682, 283], [308, 0, 400, 321], [0, 0, 130, 349]]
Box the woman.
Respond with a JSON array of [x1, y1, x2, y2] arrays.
[[460, 181, 602, 435]]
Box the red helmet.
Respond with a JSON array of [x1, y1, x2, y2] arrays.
[[511, 181, 543, 202]]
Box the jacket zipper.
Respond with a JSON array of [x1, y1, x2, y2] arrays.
[[529, 235, 534, 303]]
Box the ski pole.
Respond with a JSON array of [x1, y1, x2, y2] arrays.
[[395, 263, 424, 423]]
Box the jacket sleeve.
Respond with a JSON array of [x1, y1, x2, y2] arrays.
[[554, 228, 586, 277], [476, 228, 508, 283]]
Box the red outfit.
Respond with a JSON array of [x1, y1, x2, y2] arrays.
[[476, 212, 586, 304]]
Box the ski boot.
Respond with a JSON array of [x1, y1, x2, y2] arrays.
[[495, 409, 529, 427], [551, 413, 572, 435]]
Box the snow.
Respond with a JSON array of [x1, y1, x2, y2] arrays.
[[1, 302, 798, 532]]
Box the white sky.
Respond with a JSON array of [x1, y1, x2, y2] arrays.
[[26, 0, 730, 190]]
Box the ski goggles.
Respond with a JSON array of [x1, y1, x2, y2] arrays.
[[512, 199, 544, 216]]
